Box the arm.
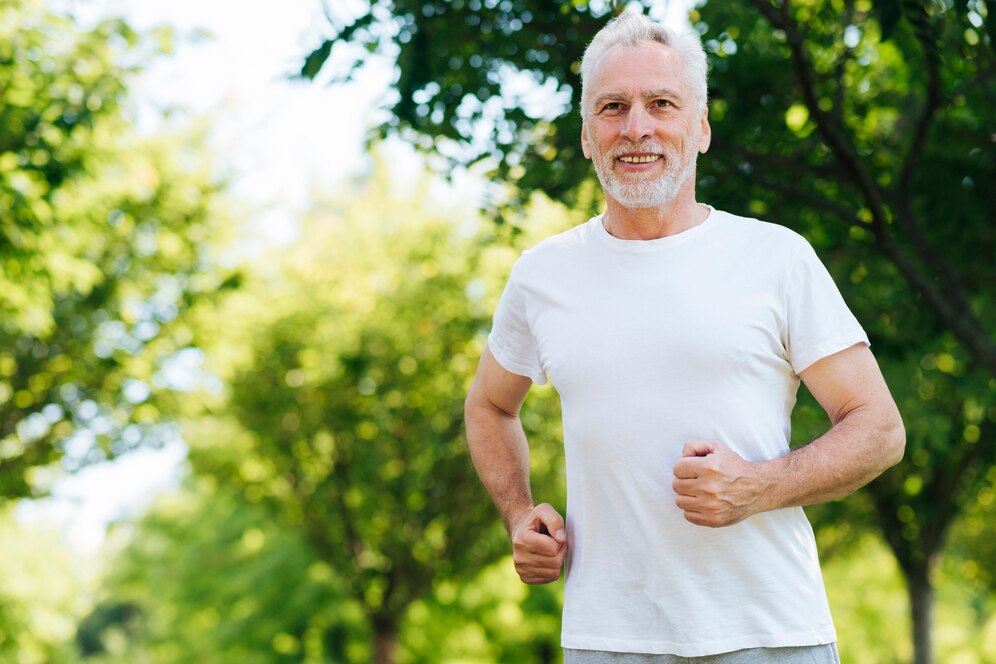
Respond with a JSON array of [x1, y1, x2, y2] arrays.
[[465, 346, 567, 583], [672, 343, 905, 527]]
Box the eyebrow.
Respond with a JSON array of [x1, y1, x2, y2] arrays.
[[593, 88, 684, 107]]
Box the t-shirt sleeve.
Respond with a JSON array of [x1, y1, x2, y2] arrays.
[[488, 266, 547, 385], [783, 240, 869, 375]]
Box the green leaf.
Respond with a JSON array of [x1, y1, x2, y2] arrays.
[[299, 39, 333, 80]]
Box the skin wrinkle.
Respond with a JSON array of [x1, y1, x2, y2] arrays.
[[581, 42, 710, 224], [592, 87, 686, 110]]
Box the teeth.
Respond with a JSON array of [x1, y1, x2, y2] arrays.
[[619, 155, 661, 164]]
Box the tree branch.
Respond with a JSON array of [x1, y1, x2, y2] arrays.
[[882, 9, 988, 370], [897, 34, 942, 194], [750, 0, 996, 377], [831, 2, 857, 128], [712, 151, 861, 225], [869, 224, 996, 375], [749, 0, 892, 226], [711, 138, 844, 180]]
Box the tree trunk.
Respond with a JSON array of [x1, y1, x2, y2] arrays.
[[906, 562, 934, 664], [373, 625, 398, 664]]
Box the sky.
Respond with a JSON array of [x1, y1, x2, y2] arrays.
[[103, 0, 405, 242], [19, 0, 694, 554]]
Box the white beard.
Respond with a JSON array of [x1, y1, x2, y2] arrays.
[[591, 137, 699, 209]]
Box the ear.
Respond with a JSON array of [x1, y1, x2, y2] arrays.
[[697, 107, 712, 154], [581, 121, 592, 159]]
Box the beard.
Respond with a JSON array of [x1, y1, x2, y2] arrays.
[[590, 137, 699, 209]]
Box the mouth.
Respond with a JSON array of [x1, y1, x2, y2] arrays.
[[617, 154, 662, 164]]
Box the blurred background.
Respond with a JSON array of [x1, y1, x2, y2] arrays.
[[1, 0, 992, 662]]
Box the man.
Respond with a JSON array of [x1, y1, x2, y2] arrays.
[[464, 10, 905, 664]]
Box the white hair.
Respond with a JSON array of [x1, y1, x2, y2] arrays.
[[579, 10, 708, 117]]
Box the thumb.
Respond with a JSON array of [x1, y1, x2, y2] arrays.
[[535, 504, 567, 543], [682, 438, 717, 458]]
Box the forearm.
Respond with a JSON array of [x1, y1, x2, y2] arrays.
[[465, 401, 535, 533], [757, 343, 906, 512], [756, 404, 905, 511], [674, 345, 906, 527]]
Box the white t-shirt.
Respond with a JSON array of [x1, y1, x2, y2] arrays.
[[488, 208, 869, 657]]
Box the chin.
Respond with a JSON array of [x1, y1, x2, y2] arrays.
[[608, 184, 681, 209]]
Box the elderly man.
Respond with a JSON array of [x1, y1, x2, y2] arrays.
[[464, 10, 904, 664]]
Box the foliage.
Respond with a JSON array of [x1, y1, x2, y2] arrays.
[[180, 168, 573, 660], [78, 484, 361, 664], [821, 535, 996, 663], [401, 559, 562, 663], [0, 507, 92, 663], [82, 480, 565, 663], [0, 0, 235, 499]]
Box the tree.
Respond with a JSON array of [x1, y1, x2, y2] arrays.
[[0, 506, 88, 663], [81, 479, 567, 663], [303, 2, 994, 662], [182, 169, 571, 663], [77, 484, 359, 664], [0, 0, 234, 499], [688, 4, 994, 663]]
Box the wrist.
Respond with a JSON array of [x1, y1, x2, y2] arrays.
[[751, 457, 784, 514], [504, 504, 535, 535]]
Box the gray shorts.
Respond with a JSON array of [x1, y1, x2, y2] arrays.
[[564, 643, 840, 664]]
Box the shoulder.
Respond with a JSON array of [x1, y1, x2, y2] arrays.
[[511, 218, 597, 275], [710, 208, 812, 255]]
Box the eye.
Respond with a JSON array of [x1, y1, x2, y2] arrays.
[[603, 102, 622, 111], [653, 99, 672, 109]]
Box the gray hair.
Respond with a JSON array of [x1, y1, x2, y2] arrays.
[[579, 10, 708, 117]]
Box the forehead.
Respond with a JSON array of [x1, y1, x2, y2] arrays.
[[587, 41, 692, 101]]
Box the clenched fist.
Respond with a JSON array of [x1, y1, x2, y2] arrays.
[[672, 439, 773, 527], [509, 503, 568, 584]]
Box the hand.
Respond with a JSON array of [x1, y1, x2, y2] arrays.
[[509, 503, 567, 584], [671, 439, 772, 527]]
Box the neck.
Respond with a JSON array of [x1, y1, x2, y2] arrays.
[[602, 186, 708, 241]]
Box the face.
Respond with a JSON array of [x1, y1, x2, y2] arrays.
[[581, 41, 711, 209]]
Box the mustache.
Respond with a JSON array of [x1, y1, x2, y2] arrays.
[[608, 141, 677, 160]]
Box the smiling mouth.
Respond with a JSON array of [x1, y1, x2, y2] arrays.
[[617, 155, 662, 164]]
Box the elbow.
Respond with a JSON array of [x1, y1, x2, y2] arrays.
[[463, 392, 474, 422], [882, 410, 906, 469], [464, 390, 480, 434], [464, 383, 495, 441], [464, 378, 484, 422]]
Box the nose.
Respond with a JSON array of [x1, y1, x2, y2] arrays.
[[621, 104, 653, 141]]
